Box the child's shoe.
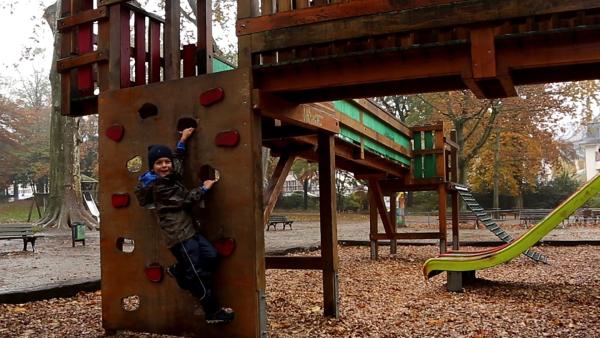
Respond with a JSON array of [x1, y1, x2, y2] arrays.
[[205, 307, 235, 324]]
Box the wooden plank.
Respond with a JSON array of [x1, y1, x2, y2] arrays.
[[318, 133, 339, 318], [238, 0, 461, 36], [370, 232, 442, 240], [265, 256, 322, 270], [58, 7, 108, 31], [148, 19, 161, 83], [295, 0, 309, 10], [263, 154, 296, 225], [164, 0, 181, 80], [389, 193, 397, 254], [134, 12, 146, 86], [197, 0, 213, 75], [247, 0, 600, 52], [253, 91, 340, 133], [98, 0, 131, 6], [118, 5, 131, 88], [261, 0, 274, 15], [58, 51, 108, 72], [182, 44, 197, 77], [277, 0, 291, 13], [351, 99, 412, 136]]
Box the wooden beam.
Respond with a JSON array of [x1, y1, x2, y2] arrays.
[[370, 232, 442, 240], [351, 99, 412, 137], [336, 113, 411, 159], [253, 91, 340, 133], [164, 0, 181, 80], [318, 133, 339, 318], [57, 50, 108, 73], [58, 7, 108, 31], [197, 0, 213, 74], [451, 191, 460, 251], [237, 0, 464, 36], [263, 153, 296, 225], [389, 193, 397, 254], [265, 256, 322, 270], [247, 0, 600, 52], [368, 179, 394, 236]]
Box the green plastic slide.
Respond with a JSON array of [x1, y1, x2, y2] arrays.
[[423, 174, 600, 279]]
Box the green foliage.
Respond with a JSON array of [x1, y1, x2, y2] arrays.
[[275, 192, 319, 210], [407, 191, 439, 212], [523, 171, 581, 208]]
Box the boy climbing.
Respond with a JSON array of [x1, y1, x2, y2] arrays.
[[134, 127, 234, 325]]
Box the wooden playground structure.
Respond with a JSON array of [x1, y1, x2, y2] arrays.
[[56, 0, 600, 336]]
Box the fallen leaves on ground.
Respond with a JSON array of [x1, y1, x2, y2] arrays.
[[1, 245, 599, 337]]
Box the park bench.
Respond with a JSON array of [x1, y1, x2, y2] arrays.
[[519, 209, 553, 227], [0, 224, 41, 251], [458, 212, 480, 228], [266, 215, 294, 231]]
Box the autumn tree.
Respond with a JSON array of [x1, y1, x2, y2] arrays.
[[37, 1, 97, 229], [291, 159, 318, 210]]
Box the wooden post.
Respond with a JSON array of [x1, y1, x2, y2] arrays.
[[197, 0, 213, 74], [368, 185, 378, 260], [318, 133, 339, 318], [108, 4, 129, 89], [451, 191, 459, 250], [389, 192, 397, 254], [164, 0, 181, 80], [438, 184, 447, 254]]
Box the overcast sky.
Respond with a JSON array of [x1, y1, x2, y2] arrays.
[[0, 1, 55, 82]]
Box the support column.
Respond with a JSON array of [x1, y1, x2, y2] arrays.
[[318, 133, 339, 318], [438, 184, 447, 254], [164, 0, 181, 80], [451, 191, 459, 250], [196, 0, 213, 74], [368, 186, 378, 260], [389, 193, 397, 254]]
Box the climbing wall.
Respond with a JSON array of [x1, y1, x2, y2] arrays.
[[98, 69, 265, 337]]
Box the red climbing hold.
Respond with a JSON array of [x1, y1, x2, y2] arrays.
[[212, 238, 236, 257], [106, 124, 124, 142], [215, 130, 240, 147], [144, 263, 164, 283], [111, 193, 130, 208], [200, 87, 225, 107]]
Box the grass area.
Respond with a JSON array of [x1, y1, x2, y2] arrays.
[[0, 199, 40, 223]]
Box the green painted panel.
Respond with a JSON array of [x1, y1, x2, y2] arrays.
[[424, 131, 434, 150], [413, 132, 422, 151], [414, 156, 424, 179], [334, 101, 411, 166], [333, 100, 360, 121], [425, 155, 437, 178], [213, 58, 234, 72]]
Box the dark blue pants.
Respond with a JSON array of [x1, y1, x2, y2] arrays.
[[169, 233, 219, 314]]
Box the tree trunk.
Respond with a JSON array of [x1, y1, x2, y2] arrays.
[[12, 181, 18, 200], [303, 180, 309, 210], [37, 1, 97, 230], [493, 130, 500, 210]]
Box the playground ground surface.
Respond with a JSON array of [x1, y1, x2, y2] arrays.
[[1, 214, 600, 337]]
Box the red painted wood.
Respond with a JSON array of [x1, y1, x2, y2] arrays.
[[200, 87, 225, 106], [182, 44, 196, 77], [148, 20, 161, 83], [134, 12, 146, 86], [77, 0, 94, 95]]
